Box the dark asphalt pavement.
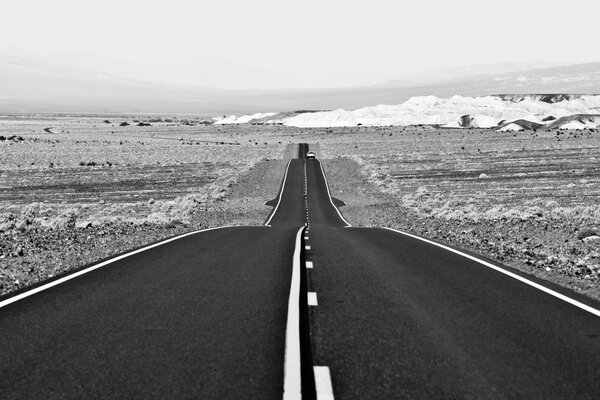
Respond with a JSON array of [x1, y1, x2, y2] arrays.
[[2, 143, 600, 399], [0, 227, 297, 399], [305, 227, 600, 399], [301, 153, 600, 399]]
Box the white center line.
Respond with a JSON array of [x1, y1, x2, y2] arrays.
[[305, 245, 311, 250], [307, 292, 318, 306], [306, 261, 313, 269], [314, 366, 335, 400], [283, 226, 306, 400]]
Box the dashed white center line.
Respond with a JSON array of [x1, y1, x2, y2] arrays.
[[307, 292, 318, 306], [306, 261, 313, 269], [283, 227, 305, 400], [314, 366, 335, 400], [305, 245, 311, 250]]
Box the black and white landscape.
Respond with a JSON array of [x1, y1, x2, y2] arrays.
[[1, 1, 600, 399]]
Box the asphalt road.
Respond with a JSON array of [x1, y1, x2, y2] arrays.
[[2, 143, 600, 399], [306, 227, 600, 399], [300, 152, 600, 399], [0, 227, 298, 399]]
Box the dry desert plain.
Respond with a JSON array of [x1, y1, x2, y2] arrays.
[[1, 117, 600, 300]]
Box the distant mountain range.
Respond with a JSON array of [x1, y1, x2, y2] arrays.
[[0, 46, 295, 90], [1, 47, 599, 115]]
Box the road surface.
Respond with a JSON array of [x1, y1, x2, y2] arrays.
[[1, 143, 599, 399]]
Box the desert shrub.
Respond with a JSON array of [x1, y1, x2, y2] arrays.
[[65, 209, 77, 229]]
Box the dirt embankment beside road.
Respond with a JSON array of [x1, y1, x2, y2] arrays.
[[320, 126, 600, 301], [0, 158, 290, 296], [0, 158, 289, 296]]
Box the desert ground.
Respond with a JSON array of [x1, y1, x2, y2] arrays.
[[1, 117, 599, 299]]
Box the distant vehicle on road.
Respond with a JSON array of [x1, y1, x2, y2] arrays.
[[306, 151, 316, 159]]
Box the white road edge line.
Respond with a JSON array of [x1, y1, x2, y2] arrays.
[[317, 160, 351, 227], [265, 159, 293, 226], [283, 226, 306, 400], [307, 292, 318, 306], [314, 366, 335, 400], [382, 227, 600, 318], [0, 225, 239, 309]]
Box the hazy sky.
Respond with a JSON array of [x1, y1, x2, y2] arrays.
[[3, 0, 600, 88]]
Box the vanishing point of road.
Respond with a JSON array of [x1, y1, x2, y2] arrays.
[[1, 144, 600, 399]]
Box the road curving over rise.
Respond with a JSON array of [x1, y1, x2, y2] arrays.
[[1, 142, 600, 399]]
